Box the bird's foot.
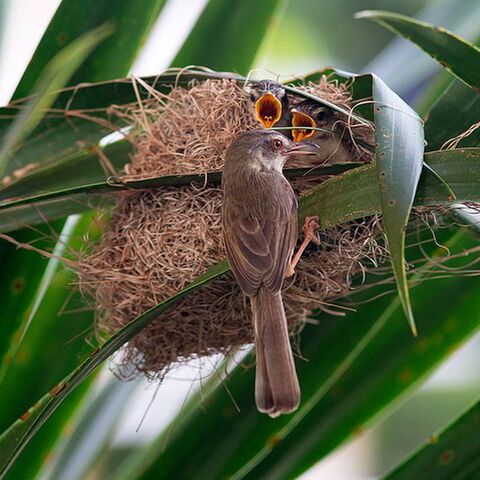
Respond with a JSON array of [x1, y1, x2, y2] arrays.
[[302, 216, 321, 245], [286, 217, 321, 278]]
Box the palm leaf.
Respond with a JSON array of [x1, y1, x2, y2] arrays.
[[0, 24, 112, 176], [356, 10, 480, 91], [425, 80, 480, 151], [384, 397, 480, 479], [0, 261, 229, 478], [173, 0, 286, 74], [13, 0, 169, 98], [371, 73, 424, 334]]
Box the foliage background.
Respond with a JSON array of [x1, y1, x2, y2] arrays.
[[0, 0, 479, 479]]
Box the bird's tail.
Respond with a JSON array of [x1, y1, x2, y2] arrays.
[[251, 287, 300, 417]]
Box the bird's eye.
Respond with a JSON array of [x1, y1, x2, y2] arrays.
[[271, 139, 283, 151], [316, 109, 326, 121]]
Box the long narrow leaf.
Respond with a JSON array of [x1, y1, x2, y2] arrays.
[[355, 10, 480, 91], [0, 217, 99, 480], [0, 25, 112, 176], [13, 0, 168, 99], [425, 80, 480, 151], [362, 0, 480, 96], [40, 379, 139, 480], [384, 398, 480, 479], [172, 0, 286, 74], [371, 73, 425, 334], [0, 261, 229, 478], [0, 164, 362, 211]]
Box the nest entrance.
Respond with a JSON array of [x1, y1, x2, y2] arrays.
[[78, 76, 380, 378]]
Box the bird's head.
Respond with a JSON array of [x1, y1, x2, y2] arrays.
[[226, 130, 319, 173], [291, 102, 331, 142], [245, 80, 286, 129]]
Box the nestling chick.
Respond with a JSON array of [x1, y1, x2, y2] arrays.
[[246, 80, 291, 129], [291, 99, 352, 163]]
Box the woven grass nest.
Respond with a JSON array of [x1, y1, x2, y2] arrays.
[[77, 75, 386, 379]]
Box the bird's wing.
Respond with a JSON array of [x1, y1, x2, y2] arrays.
[[223, 195, 297, 296]]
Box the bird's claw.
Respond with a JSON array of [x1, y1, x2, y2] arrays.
[[302, 216, 321, 245]]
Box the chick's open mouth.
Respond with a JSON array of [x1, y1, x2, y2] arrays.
[[291, 109, 316, 142], [255, 92, 282, 128]]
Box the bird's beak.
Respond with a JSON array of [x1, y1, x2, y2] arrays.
[[291, 109, 316, 142], [255, 92, 282, 128], [284, 141, 319, 157]]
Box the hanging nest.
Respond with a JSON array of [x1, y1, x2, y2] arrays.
[[77, 75, 386, 379]]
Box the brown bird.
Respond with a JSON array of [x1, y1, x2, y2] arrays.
[[222, 129, 319, 417], [291, 100, 352, 163], [291, 100, 335, 142], [246, 80, 291, 129]]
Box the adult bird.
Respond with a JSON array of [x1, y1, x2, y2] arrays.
[[222, 129, 319, 416]]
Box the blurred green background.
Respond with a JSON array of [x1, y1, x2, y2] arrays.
[[0, 1, 479, 479]]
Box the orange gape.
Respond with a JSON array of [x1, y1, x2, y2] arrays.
[[255, 92, 283, 128], [291, 109, 316, 142]]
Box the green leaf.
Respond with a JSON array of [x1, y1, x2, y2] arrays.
[[362, 0, 480, 97], [172, 0, 286, 74], [371, 73, 425, 335], [425, 79, 480, 151], [384, 398, 480, 479], [3, 384, 93, 480], [0, 140, 133, 204], [299, 148, 480, 228], [112, 232, 480, 480], [0, 260, 229, 478], [415, 72, 454, 117], [0, 220, 73, 388], [0, 164, 363, 212], [39, 379, 139, 480], [0, 24, 112, 177], [0, 217, 99, 480], [0, 225, 64, 380], [13, 0, 168, 99], [355, 10, 480, 91]]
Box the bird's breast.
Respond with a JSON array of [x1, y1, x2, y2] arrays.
[[224, 170, 295, 220]]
